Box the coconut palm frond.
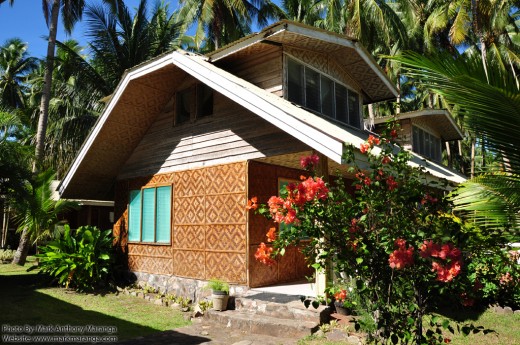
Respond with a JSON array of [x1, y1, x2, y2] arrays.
[[450, 173, 520, 233]]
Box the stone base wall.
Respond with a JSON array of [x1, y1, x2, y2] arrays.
[[131, 271, 248, 302]]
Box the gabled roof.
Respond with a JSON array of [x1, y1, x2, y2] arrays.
[[59, 27, 463, 201], [374, 109, 464, 141], [207, 20, 398, 103]]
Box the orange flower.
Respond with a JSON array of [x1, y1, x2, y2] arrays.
[[255, 242, 276, 266], [246, 196, 258, 210], [266, 227, 277, 242]]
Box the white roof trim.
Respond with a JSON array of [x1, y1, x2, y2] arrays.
[[171, 51, 348, 164]]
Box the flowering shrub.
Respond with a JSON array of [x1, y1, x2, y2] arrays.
[[250, 124, 500, 344]]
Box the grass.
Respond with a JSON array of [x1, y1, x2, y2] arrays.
[[0, 258, 190, 342], [298, 308, 520, 345]]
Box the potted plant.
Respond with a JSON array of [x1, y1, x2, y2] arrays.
[[329, 285, 357, 315], [207, 278, 230, 311]]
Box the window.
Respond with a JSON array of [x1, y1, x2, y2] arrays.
[[412, 126, 442, 162], [128, 186, 171, 243], [175, 83, 213, 125], [286, 57, 361, 128]]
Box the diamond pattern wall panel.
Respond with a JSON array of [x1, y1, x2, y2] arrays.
[[174, 225, 206, 250], [174, 250, 205, 279], [128, 255, 173, 275], [206, 252, 246, 283], [205, 194, 246, 224], [174, 169, 205, 197], [174, 196, 205, 224], [206, 224, 246, 252], [116, 162, 248, 284], [205, 162, 247, 195]]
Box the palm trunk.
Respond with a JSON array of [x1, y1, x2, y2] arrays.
[[470, 138, 476, 178], [445, 142, 453, 169], [13, 0, 60, 266], [471, 0, 489, 82]]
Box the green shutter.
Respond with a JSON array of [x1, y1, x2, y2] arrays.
[[128, 190, 141, 242], [155, 186, 171, 243], [141, 188, 156, 242]]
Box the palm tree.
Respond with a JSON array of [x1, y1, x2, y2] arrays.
[[393, 50, 520, 234], [85, 0, 183, 90], [11, 171, 79, 264], [176, 0, 282, 50], [0, 38, 38, 109], [1, 0, 89, 265]]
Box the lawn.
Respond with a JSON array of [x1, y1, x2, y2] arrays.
[[0, 258, 190, 342], [298, 308, 520, 345]]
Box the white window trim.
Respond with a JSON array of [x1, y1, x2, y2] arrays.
[[412, 125, 442, 162]]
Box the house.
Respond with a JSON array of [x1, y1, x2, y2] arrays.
[[373, 109, 464, 163], [58, 21, 465, 298]]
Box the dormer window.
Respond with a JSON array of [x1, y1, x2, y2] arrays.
[[175, 83, 213, 126], [286, 57, 361, 129], [412, 126, 442, 162]]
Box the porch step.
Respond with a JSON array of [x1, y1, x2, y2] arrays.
[[205, 291, 331, 338], [205, 309, 319, 338]]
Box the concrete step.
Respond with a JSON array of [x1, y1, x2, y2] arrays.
[[235, 297, 330, 324], [205, 309, 320, 338]]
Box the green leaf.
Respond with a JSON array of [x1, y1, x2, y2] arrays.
[[356, 257, 363, 264]]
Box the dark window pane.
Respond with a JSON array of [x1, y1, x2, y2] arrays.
[[176, 89, 192, 125], [287, 58, 304, 105], [412, 126, 419, 154], [321, 75, 334, 118], [197, 83, 213, 117], [335, 84, 348, 123], [305, 67, 321, 112], [348, 91, 360, 128]]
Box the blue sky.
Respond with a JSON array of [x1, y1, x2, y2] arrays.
[[0, 0, 161, 58]]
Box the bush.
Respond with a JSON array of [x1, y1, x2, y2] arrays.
[[35, 225, 113, 291], [0, 249, 14, 262]]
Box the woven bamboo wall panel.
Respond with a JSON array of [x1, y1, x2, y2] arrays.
[[116, 162, 248, 284], [205, 162, 247, 195], [206, 224, 246, 252], [128, 255, 173, 275], [205, 194, 246, 224], [285, 46, 360, 93], [174, 196, 205, 224], [174, 169, 205, 197], [128, 244, 173, 257], [173, 225, 206, 250], [174, 250, 205, 279], [206, 252, 246, 283], [148, 172, 175, 186]]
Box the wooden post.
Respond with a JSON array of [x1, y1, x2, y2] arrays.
[[313, 151, 329, 297]]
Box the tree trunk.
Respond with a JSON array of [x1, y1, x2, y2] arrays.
[[471, 0, 489, 82], [13, 0, 60, 266], [470, 138, 476, 178], [445, 142, 453, 169], [12, 228, 31, 266]]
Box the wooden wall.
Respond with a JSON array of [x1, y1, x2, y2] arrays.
[[215, 43, 283, 96], [113, 162, 248, 283], [118, 79, 308, 180], [248, 161, 314, 287]]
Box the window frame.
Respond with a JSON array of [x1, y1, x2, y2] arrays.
[[412, 125, 442, 162], [128, 184, 172, 245], [284, 54, 362, 129], [174, 83, 214, 126]]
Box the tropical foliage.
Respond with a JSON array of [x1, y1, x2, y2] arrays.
[[35, 225, 113, 291], [250, 130, 515, 343]]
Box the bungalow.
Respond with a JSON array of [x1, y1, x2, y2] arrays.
[[58, 21, 465, 298]]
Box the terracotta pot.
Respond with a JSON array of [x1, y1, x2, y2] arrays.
[[212, 290, 229, 311]]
